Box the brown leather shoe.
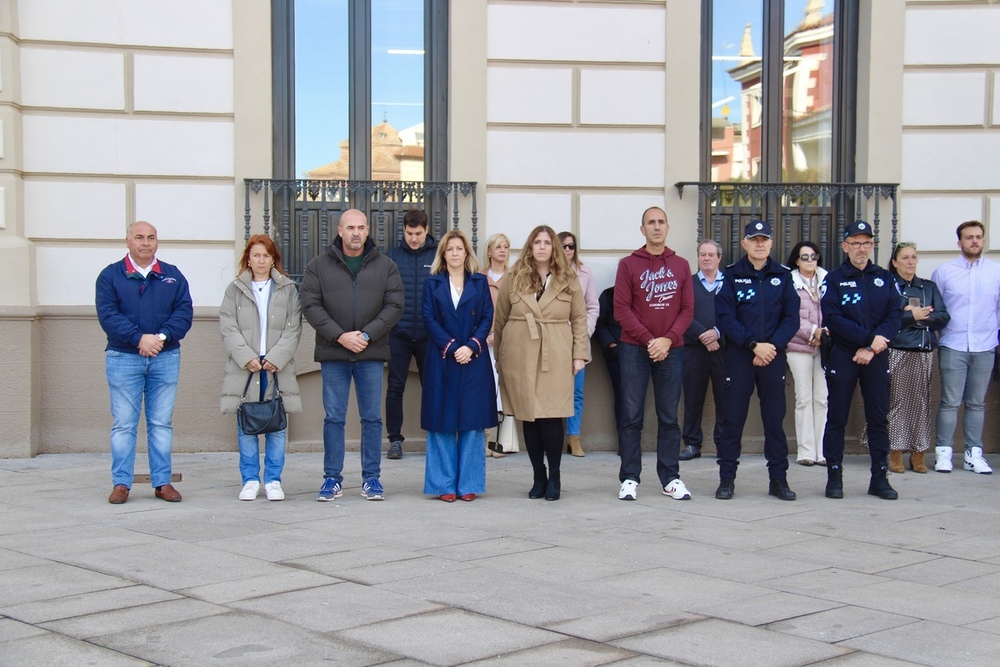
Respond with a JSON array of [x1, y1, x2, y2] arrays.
[[108, 485, 129, 504], [154, 484, 182, 502], [910, 451, 928, 474]]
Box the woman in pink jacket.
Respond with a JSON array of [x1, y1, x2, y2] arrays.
[[786, 241, 828, 466]]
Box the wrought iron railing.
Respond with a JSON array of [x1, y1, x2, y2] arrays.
[[674, 181, 898, 265], [243, 179, 479, 281]]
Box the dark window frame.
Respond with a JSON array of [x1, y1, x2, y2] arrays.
[[270, 0, 449, 182]]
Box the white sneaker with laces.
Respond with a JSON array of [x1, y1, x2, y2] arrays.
[[619, 479, 638, 501], [239, 480, 260, 501], [935, 446, 953, 473], [964, 447, 993, 474], [663, 479, 692, 500], [264, 481, 285, 500]]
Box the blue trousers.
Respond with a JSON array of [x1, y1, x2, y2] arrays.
[[424, 430, 487, 496], [565, 368, 586, 436], [321, 360, 383, 485], [715, 346, 790, 481]]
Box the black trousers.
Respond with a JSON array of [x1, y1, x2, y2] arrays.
[[522, 418, 564, 477], [682, 344, 726, 449], [385, 333, 426, 442], [822, 346, 890, 471]]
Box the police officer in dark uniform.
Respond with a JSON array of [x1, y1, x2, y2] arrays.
[[820, 220, 903, 500], [714, 221, 800, 500]]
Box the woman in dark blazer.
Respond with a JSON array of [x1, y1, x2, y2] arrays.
[[421, 230, 498, 501]]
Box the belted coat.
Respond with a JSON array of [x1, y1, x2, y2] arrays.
[[493, 271, 591, 421], [420, 272, 498, 432]]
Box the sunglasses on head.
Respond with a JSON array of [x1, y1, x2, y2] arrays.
[[562, 243, 575, 250], [894, 241, 917, 250]]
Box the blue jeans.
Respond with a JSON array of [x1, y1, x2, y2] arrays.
[[106, 348, 180, 488], [936, 347, 995, 452], [617, 342, 685, 487], [566, 368, 586, 436], [423, 430, 487, 496], [321, 360, 383, 485], [237, 420, 286, 484]]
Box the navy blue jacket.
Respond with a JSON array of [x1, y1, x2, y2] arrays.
[[716, 256, 799, 350], [96, 256, 193, 354], [420, 272, 497, 433], [821, 259, 903, 353], [386, 235, 438, 341]]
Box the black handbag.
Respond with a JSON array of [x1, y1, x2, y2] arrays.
[[237, 371, 287, 435]]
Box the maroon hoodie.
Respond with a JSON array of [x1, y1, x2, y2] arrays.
[[613, 245, 695, 347]]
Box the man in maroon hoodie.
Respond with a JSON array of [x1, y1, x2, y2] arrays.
[[614, 207, 695, 501]]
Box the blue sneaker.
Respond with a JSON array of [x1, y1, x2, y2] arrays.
[[361, 477, 384, 501], [316, 478, 342, 502]]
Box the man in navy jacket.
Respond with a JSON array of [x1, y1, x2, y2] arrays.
[[96, 221, 193, 505], [384, 210, 437, 459], [715, 221, 799, 501], [821, 220, 903, 500]]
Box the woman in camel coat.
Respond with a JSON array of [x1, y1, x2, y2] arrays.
[[494, 225, 590, 501]]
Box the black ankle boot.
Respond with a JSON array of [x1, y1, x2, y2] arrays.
[[768, 479, 796, 501], [528, 469, 547, 499], [544, 474, 560, 501], [868, 465, 898, 500], [715, 478, 735, 500], [826, 463, 844, 499]]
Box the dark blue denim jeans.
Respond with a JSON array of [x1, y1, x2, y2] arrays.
[[617, 342, 685, 487], [321, 360, 384, 485]]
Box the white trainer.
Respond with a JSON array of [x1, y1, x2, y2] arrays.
[[619, 479, 638, 501], [964, 447, 993, 474], [264, 481, 285, 500], [935, 446, 953, 473], [239, 480, 260, 500], [663, 479, 692, 500]]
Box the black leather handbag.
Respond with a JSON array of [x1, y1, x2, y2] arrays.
[[237, 371, 287, 435]]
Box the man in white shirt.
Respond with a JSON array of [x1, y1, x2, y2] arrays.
[[930, 220, 1000, 474]]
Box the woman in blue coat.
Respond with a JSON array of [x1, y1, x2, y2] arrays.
[[421, 230, 498, 501]]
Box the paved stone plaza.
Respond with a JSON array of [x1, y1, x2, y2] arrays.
[[1, 450, 998, 666]]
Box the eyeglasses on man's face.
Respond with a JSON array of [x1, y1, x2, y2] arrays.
[[562, 243, 575, 251], [847, 241, 874, 250], [799, 253, 819, 262]]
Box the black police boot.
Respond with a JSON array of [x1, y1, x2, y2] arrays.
[[544, 471, 561, 501], [826, 463, 844, 499], [715, 478, 735, 500], [679, 445, 702, 461], [868, 465, 899, 500], [528, 468, 547, 499], [768, 478, 797, 501]]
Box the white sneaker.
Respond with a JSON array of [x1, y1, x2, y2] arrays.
[[264, 481, 285, 500], [663, 479, 692, 500], [964, 447, 993, 474], [935, 446, 953, 473], [239, 480, 260, 500], [619, 479, 638, 501]]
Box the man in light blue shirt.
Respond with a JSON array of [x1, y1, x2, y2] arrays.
[[930, 220, 1000, 474]]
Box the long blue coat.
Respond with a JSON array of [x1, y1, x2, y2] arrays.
[[420, 272, 498, 432]]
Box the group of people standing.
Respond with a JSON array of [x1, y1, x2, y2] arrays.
[[96, 211, 998, 506]]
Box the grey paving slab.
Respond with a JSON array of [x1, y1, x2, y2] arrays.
[[461, 637, 635, 666], [543, 603, 701, 643], [808, 654, 925, 666], [686, 590, 842, 626], [920, 533, 1000, 561], [820, 579, 999, 625], [881, 557, 1000, 587], [417, 535, 552, 562], [40, 597, 229, 639], [0, 632, 153, 666], [92, 611, 396, 667], [0, 584, 180, 624], [331, 553, 480, 585], [0, 617, 47, 642], [196, 526, 356, 561], [587, 568, 774, 612], [2, 562, 133, 607], [765, 606, 919, 643], [964, 615, 1000, 635], [759, 567, 891, 596], [0, 547, 48, 570], [600, 658, 692, 667], [178, 568, 342, 604], [841, 619, 999, 667], [0, 523, 164, 559], [613, 618, 851, 667], [229, 581, 443, 633], [338, 608, 561, 666], [762, 535, 939, 574], [285, 544, 427, 576]]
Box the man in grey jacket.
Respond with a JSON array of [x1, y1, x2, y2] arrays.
[[301, 209, 404, 501]]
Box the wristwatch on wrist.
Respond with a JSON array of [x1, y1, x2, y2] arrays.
[[749, 341, 758, 351], [156, 333, 167, 342], [361, 331, 371, 342]]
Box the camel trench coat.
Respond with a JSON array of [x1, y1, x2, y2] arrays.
[[493, 272, 590, 421]]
